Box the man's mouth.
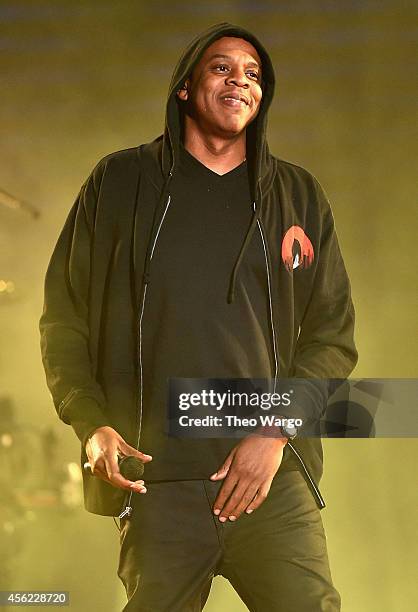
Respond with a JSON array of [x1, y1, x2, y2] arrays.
[[220, 93, 249, 107]]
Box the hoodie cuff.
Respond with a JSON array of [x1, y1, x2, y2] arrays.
[[61, 396, 111, 449], [269, 380, 329, 432]]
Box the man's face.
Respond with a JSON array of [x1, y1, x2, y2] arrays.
[[177, 36, 263, 138]]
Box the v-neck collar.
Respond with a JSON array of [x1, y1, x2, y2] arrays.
[[179, 144, 247, 182]]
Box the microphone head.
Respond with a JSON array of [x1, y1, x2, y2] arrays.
[[118, 455, 145, 481]]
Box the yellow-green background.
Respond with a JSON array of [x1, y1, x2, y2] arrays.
[[1, 1, 417, 610]]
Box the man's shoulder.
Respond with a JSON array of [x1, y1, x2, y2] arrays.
[[90, 137, 163, 181], [270, 154, 331, 210], [96, 145, 141, 166], [266, 154, 333, 223], [272, 155, 321, 189]]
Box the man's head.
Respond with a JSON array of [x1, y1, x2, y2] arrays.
[[177, 36, 263, 139]]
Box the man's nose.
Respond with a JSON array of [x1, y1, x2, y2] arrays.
[[225, 70, 249, 88]]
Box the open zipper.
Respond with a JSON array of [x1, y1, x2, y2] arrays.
[[256, 216, 326, 510], [119, 190, 173, 519]]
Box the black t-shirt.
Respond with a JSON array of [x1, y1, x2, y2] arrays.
[[140, 145, 275, 480]]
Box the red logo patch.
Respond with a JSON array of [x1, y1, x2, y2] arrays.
[[281, 226, 314, 271]]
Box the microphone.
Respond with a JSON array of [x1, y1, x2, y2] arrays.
[[83, 455, 145, 481]]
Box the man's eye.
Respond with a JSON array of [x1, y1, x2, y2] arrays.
[[215, 64, 229, 72], [247, 71, 260, 80]]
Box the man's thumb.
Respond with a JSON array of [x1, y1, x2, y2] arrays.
[[124, 444, 152, 462], [210, 455, 233, 480]]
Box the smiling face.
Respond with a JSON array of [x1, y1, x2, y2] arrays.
[[177, 36, 263, 139]]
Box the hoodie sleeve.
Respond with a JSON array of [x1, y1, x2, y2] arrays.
[[39, 166, 111, 449], [287, 179, 358, 428]]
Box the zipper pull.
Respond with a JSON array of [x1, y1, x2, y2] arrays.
[[118, 506, 133, 519]]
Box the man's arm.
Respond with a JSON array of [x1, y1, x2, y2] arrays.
[[39, 169, 110, 448], [39, 167, 151, 492], [286, 178, 358, 426]]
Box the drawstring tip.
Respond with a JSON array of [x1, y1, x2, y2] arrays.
[[227, 288, 235, 304]]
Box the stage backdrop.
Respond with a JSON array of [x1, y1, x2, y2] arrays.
[[0, 1, 416, 611]]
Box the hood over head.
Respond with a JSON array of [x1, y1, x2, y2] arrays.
[[162, 22, 276, 198]]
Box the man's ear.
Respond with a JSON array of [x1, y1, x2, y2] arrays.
[[176, 79, 190, 101]]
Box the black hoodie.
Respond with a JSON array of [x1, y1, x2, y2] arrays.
[[40, 23, 357, 516]]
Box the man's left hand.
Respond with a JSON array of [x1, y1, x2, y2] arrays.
[[210, 434, 287, 522]]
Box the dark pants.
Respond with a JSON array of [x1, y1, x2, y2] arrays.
[[117, 470, 341, 611]]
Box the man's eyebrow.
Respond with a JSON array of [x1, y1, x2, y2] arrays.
[[207, 53, 260, 69]]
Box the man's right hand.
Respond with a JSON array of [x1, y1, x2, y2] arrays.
[[85, 426, 152, 494]]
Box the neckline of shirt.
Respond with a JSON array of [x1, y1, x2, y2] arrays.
[[178, 144, 248, 182]]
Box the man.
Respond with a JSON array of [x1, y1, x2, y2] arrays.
[[40, 23, 357, 611]]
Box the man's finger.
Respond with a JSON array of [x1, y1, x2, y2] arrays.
[[103, 454, 146, 492], [129, 479, 147, 494], [210, 465, 230, 481], [111, 470, 147, 492], [225, 483, 259, 521], [245, 482, 271, 514], [123, 443, 153, 463], [213, 473, 238, 517], [217, 481, 254, 522]]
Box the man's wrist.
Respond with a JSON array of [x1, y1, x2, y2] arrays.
[[255, 414, 299, 442], [253, 425, 289, 445]]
